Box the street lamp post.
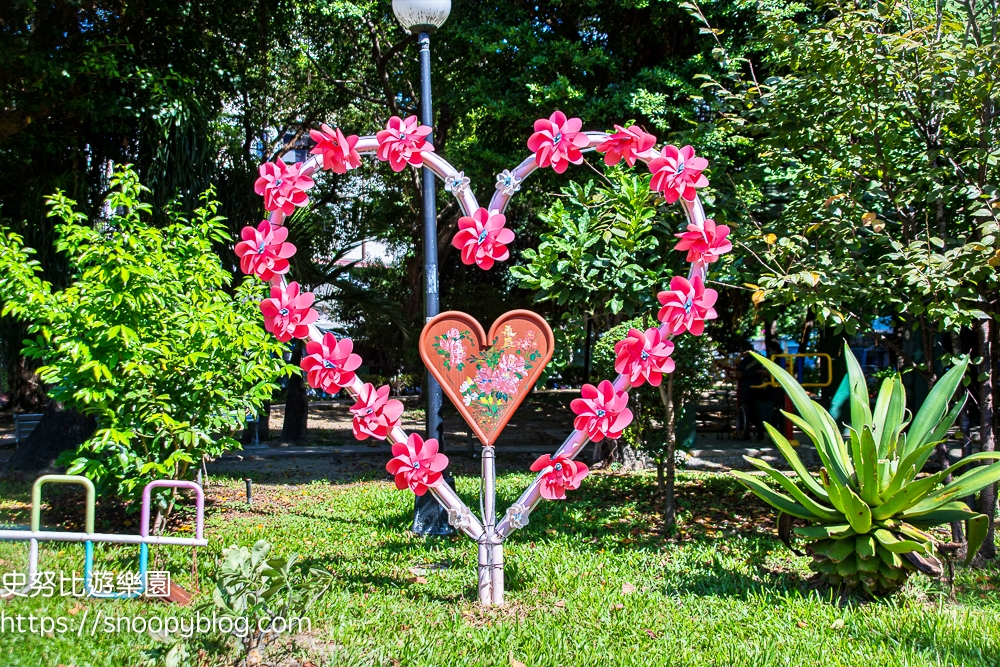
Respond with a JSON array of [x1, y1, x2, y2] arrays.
[[392, 0, 453, 535]]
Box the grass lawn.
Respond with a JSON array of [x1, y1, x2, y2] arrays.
[[0, 466, 998, 666]]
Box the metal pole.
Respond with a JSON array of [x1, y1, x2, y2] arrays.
[[419, 31, 443, 448], [412, 29, 453, 536]]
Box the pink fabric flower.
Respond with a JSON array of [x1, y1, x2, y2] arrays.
[[386, 433, 448, 496], [376, 115, 434, 172], [527, 110, 590, 174], [648, 145, 709, 203], [530, 454, 589, 500], [309, 124, 361, 174], [673, 219, 732, 264], [656, 275, 718, 336], [351, 383, 404, 441], [300, 333, 362, 394], [614, 328, 676, 387], [596, 125, 657, 167], [260, 282, 318, 342], [254, 158, 315, 215], [570, 380, 634, 442], [451, 208, 515, 270], [234, 220, 297, 281]]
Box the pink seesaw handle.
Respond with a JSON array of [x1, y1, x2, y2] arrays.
[[141, 481, 205, 540]]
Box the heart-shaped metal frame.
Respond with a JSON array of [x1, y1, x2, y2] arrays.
[[249, 117, 714, 605]]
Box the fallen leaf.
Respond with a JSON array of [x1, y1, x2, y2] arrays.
[[796, 621, 808, 628], [511, 660, 526, 667], [621, 582, 636, 595], [643, 629, 658, 639], [830, 619, 845, 630], [409, 576, 428, 584], [554, 600, 566, 608], [611, 603, 625, 610], [67, 602, 84, 616]]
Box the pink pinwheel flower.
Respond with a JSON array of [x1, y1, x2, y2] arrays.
[[234, 220, 297, 281], [451, 208, 515, 270], [259, 282, 318, 342], [300, 333, 363, 394], [673, 219, 732, 264], [648, 145, 709, 203], [386, 433, 448, 496], [614, 328, 676, 387], [527, 110, 590, 174], [351, 383, 404, 441], [376, 115, 434, 172], [596, 125, 657, 167], [570, 380, 634, 442], [530, 454, 589, 500], [656, 275, 718, 336], [254, 158, 315, 215], [309, 124, 361, 174]]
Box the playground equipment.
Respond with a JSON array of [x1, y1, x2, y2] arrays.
[[240, 112, 728, 605], [0, 475, 205, 598], [752, 353, 833, 445]]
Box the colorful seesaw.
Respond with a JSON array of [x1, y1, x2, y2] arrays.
[[0, 475, 206, 599]]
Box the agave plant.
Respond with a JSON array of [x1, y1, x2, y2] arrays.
[[734, 343, 1000, 595]]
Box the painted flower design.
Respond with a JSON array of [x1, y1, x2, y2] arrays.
[[260, 282, 318, 342], [648, 145, 709, 203], [350, 383, 404, 441], [596, 124, 657, 167], [309, 124, 361, 174], [571, 380, 634, 442], [234, 220, 297, 281], [656, 275, 718, 336], [444, 171, 470, 195], [527, 110, 590, 174], [614, 328, 676, 387], [495, 169, 522, 196], [301, 332, 362, 394], [674, 219, 732, 264], [376, 115, 434, 172], [530, 454, 589, 500], [386, 433, 448, 496], [452, 208, 515, 270], [254, 158, 315, 215]]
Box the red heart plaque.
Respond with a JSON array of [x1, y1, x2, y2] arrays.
[[420, 310, 554, 447]]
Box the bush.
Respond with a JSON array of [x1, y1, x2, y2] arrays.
[[0, 167, 290, 506]]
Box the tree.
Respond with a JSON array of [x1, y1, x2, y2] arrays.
[[0, 167, 289, 509], [692, 0, 1000, 556]]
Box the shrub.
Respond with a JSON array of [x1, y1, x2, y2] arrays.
[[0, 167, 290, 506]]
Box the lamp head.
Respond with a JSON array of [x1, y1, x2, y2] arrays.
[[391, 0, 452, 34]]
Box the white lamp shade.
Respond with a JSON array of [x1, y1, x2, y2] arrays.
[[392, 0, 452, 33]]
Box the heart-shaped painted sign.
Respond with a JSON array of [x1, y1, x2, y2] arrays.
[[420, 310, 554, 447]]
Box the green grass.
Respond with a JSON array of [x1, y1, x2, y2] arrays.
[[0, 469, 998, 666]]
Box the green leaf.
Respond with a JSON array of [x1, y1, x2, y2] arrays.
[[744, 456, 841, 521], [843, 341, 872, 431], [871, 471, 944, 521], [731, 471, 816, 520], [763, 422, 829, 499], [965, 514, 990, 566], [906, 357, 969, 456], [910, 460, 1000, 513], [873, 529, 926, 555], [840, 485, 872, 534]]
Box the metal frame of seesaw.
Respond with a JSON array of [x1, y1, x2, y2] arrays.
[[0, 475, 206, 598]]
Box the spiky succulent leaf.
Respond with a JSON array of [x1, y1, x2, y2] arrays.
[[793, 524, 856, 539], [744, 456, 841, 521], [763, 422, 828, 500], [871, 470, 945, 521], [731, 471, 815, 520], [906, 356, 969, 456], [843, 341, 873, 432], [873, 529, 927, 555]]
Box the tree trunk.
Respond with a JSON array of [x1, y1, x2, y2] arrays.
[[10, 354, 44, 413], [583, 317, 593, 387], [282, 342, 308, 442], [658, 374, 676, 530], [977, 318, 996, 560], [3, 401, 96, 474]]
